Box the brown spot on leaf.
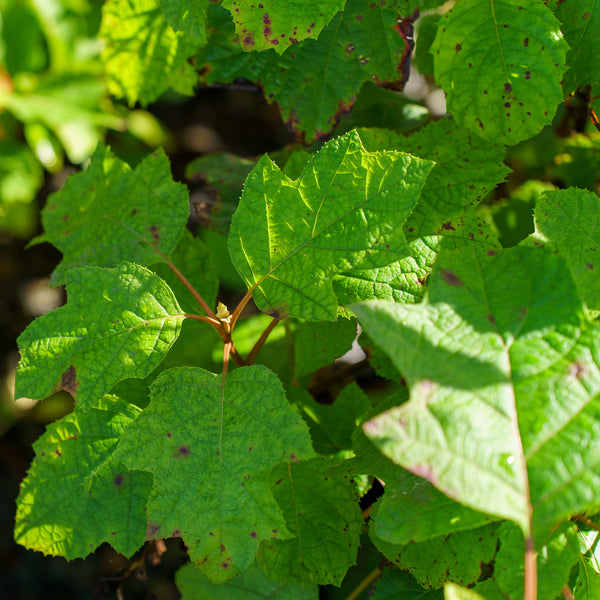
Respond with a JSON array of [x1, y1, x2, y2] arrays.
[[455, 43, 462, 51], [523, 38, 529, 46], [440, 269, 463, 286], [441, 221, 455, 231], [250, 531, 257, 538], [114, 474, 124, 486], [505, 82, 512, 92], [60, 365, 79, 397], [525, 71, 531, 79]]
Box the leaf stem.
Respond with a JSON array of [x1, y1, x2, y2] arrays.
[[229, 288, 254, 330], [572, 514, 600, 531], [344, 565, 382, 600], [245, 317, 280, 365], [523, 534, 537, 600]]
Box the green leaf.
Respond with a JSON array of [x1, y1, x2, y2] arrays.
[[228, 130, 434, 320], [444, 583, 487, 600], [159, 0, 209, 42], [432, 0, 568, 145], [14, 395, 152, 559], [176, 563, 319, 599], [575, 553, 600, 600], [372, 524, 499, 589], [532, 188, 600, 311], [222, 0, 344, 54], [292, 318, 357, 382], [114, 365, 315, 582], [256, 457, 362, 585], [354, 245, 600, 541], [197, 0, 415, 141], [15, 262, 185, 411], [100, 0, 200, 105], [37, 144, 189, 286], [291, 383, 371, 456], [549, 1, 600, 110], [493, 521, 579, 599]]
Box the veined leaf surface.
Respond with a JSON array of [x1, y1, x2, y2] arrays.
[[115, 365, 315, 582], [229, 130, 433, 320], [16, 262, 185, 411]]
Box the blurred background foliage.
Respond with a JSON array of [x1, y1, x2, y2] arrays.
[[1, 0, 600, 598]]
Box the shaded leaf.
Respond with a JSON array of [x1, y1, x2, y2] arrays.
[[432, 0, 568, 145], [176, 563, 318, 599], [37, 144, 189, 286], [228, 130, 433, 320], [371, 566, 444, 599], [15, 262, 185, 411], [256, 458, 362, 585], [160, 0, 209, 42], [115, 365, 315, 582], [14, 396, 152, 559]]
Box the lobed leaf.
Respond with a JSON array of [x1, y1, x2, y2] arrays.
[[37, 144, 189, 286], [256, 458, 362, 585], [354, 245, 600, 542], [229, 130, 433, 321], [14, 396, 152, 559], [222, 0, 344, 54], [114, 365, 315, 582], [197, 0, 415, 141], [15, 262, 185, 411], [432, 0, 568, 145]]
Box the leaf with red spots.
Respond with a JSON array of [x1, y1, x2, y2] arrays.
[[15, 262, 185, 411], [228, 130, 433, 321], [196, 0, 416, 142], [256, 458, 362, 585], [14, 395, 152, 559], [432, 0, 568, 145], [114, 365, 315, 582], [354, 244, 600, 546], [530, 178, 600, 312], [37, 144, 189, 286], [222, 0, 344, 55]]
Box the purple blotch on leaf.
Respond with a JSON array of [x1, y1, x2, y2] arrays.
[[440, 269, 463, 286], [114, 474, 124, 486]]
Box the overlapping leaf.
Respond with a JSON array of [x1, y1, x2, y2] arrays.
[[228, 130, 433, 321], [160, 0, 209, 42], [14, 395, 152, 559], [531, 188, 600, 310], [114, 365, 315, 582], [354, 245, 600, 543], [256, 458, 362, 585], [37, 144, 189, 285], [222, 0, 344, 54], [334, 120, 506, 306], [101, 0, 201, 105], [197, 0, 414, 141], [176, 563, 318, 599], [432, 0, 568, 145], [549, 1, 600, 115], [15, 262, 185, 411]]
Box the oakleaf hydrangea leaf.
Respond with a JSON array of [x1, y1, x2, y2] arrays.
[[159, 0, 209, 42], [114, 365, 315, 582], [229, 130, 434, 320], [532, 188, 600, 310], [432, 0, 568, 145], [37, 144, 189, 286], [256, 458, 362, 585], [15, 262, 185, 411], [14, 395, 152, 559], [101, 0, 201, 105], [354, 245, 600, 542], [222, 0, 344, 54], [197, 0, 415, 141], [176, 563, 318, 599], [372, 524, 499, 589]]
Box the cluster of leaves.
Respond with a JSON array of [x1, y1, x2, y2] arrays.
[[12, 0, 600, 598]]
